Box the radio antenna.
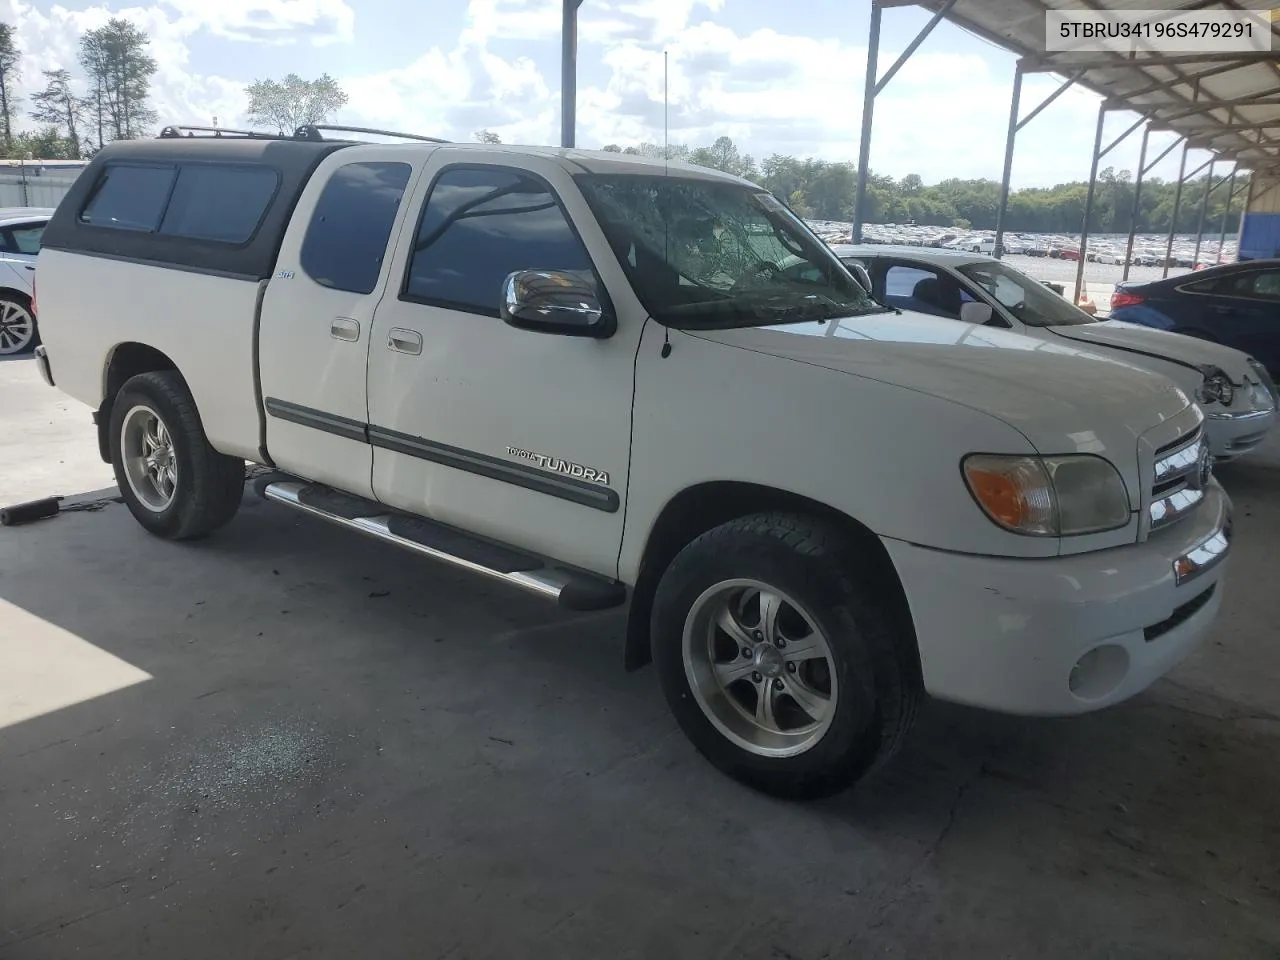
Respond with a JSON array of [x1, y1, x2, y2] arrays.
[[663, 50, 669, 173]]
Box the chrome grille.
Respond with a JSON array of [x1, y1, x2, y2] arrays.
[[1149, 427, 1206, 532]]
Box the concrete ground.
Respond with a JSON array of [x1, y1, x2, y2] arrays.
[[2, 354, 1279, 960]]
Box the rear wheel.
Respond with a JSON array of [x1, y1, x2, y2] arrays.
[[109, 371, 244, 539], [652, 512, 920, 800], [0, 294, 36, 355]]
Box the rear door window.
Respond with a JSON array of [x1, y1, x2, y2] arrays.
[[79, 164, 176, 232], [300, 161, 414, 295], [1223, 269, 1280, 302], [9, 224, 44, 254]]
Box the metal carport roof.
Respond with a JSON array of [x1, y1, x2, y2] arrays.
[[905, 0, 1280, 174]]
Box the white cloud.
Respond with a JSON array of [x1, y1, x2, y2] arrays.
[[0, 0, 1149, 189], [163, 0, 355, 45]]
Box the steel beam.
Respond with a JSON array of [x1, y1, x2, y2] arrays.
[[1020, 51, 1279, 72], [1099, 114, 1148, 160], [874, 0, 956, 94], [1154, 95, 1280, 124], [1191, 159, 1216, 266], [1075, 102, 1107, 305], [560, 0, 583, 148], [1123, 126, 1151, 281], [851, 1, 882, 243], [852, 0, 956, 242], [1016, 71, 1084, 132], [1164, 141, 1191, 278], [1216, 164, 1239, 262], [1142, 134, 1186, 176], [993, 65, 1023, 260]]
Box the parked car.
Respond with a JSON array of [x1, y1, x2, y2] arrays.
[[1110, 259, 1280, 379], [35, 130, 1231, 800], [832, 244, 1276, 460], [0, 206, 53, 355]]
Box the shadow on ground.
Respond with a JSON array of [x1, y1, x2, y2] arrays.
[[1, 468, 1279, 959]]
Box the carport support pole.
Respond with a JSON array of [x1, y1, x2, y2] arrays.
[[1191, 159, 1216, 267], [560, 0, 583, 148], [1216, 164, 1238, 262], [1239, 172, 1256, 244], [851, 1, 882, 243], [1122, 125, 1151, 282], [1073, 102, 1107, 307], [1163, 141, 1191, 279], [993, 65, 1023, 260]]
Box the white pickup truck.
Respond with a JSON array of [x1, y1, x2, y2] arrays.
[[33, 126, 1232, 799]]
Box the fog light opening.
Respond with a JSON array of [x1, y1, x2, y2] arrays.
[[1068, 644, 1130, 702]]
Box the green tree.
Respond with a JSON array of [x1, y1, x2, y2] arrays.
[[246, 73, 348, 134], [788, 189, 813, 218], [8, 126, 77, 159], [0, 24, 20, 154], [29, 69, 87, 159], [599, 135, 1243, 236], [474, 128, 501, 144], [79, 19, 158, 145]]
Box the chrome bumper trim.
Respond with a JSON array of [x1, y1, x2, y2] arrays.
[[1173, 526, 1229, 587]]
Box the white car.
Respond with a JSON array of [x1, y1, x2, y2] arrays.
[[34, 133, 1231, 799], [0, 206, 53, 355], [833, 244, 1277, 460]]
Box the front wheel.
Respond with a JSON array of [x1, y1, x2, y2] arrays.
[[109, 371, 245, 539], [651, 513, 920, 800]]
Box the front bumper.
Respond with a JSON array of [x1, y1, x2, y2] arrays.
[[1204, 406, 1274, 460], [883, 482, 1231, 716]]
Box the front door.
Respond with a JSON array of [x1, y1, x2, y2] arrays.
[[258, 151, 420, 497], [366, 152, 641, 576]]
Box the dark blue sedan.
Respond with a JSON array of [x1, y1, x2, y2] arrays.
[[1110, 259, 1280, 375]]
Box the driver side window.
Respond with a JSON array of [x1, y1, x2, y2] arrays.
[[882, 264, 971, 319], [403, 166, 595, 317]]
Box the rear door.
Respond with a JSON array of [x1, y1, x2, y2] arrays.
[[258, 150, 420, 497], [1180, 267, 1280, 372]]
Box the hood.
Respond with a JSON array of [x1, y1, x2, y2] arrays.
[[1047, 319, 1256, 382], [692, 310, 1192, 456]]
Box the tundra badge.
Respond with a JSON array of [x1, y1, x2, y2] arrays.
[[506, 446, 610, 485]]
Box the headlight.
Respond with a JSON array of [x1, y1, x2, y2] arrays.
[[1196, 367, 1235, 406], [1248, 358, 1277, 409], [962, 454, 1131, 536]]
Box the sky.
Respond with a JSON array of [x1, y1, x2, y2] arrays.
[[0, 0, 1203, 187]]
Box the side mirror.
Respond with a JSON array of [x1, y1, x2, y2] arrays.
[[959, 301, 994, 325], [849, 263, 873, 293], [500, 270, 614, 338]]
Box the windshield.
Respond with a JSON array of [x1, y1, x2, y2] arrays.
[[956, 260, 1100, 327], [575, 174, 882, 328]]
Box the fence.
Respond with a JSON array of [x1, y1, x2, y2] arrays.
[[0, 165, 88, 209]]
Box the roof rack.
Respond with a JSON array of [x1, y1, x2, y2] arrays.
[[295, 124, 449, 144], [156, 123, 451, 145], [158, 125, 288, 140]]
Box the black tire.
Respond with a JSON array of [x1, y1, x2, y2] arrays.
[[651, 512, 920, 801], [109, 370, 245, 540], [0, 292, 37, 356]]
